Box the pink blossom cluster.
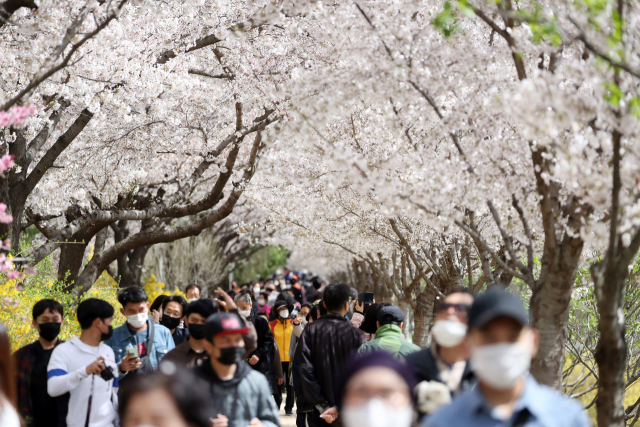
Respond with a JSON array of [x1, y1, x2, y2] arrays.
[[0, 155, 14, 178], [0, 254, 18, 278], [0, 105, 37, 128], [0, 203, 12, 224]]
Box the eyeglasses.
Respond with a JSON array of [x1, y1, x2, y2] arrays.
[[437, 302, 471, 313]]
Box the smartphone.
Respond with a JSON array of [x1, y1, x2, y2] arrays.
[[358, 292, 374, 306], [126, 347, 139, 359]]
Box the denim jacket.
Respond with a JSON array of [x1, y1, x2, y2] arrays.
[[103, 319, 175, 378]]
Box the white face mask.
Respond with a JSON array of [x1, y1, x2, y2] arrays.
[[188, 298, 198, 303], [238, 309, 251, 318], [127, 312, 148, 329], [471, 340, 532, 390], [431, 320, 467, 347], [279, 309, 289, 319], [258, 299, 266, 306], [342, 398, 413, 427], [253, 287, 261, 295]]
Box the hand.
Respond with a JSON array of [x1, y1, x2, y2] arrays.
[[119, 354, 141, 372], [210, 415, 228, 427], [354, 300, 364, 314], [278, 377, 284, 385], [152, 309, 161, 323], [248, 418, 263, 427], [293, 315, 302, 326], [320, 407, 338, 424], [249, 355, 259, 365], [214, 288, 237, 311], [86, 357, 106, 375]]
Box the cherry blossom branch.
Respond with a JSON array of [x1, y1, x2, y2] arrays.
[[0, 0, 37, 29], [455, 218, 528, 283], [0, 0, 127, 112]]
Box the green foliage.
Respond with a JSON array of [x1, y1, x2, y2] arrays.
[[233, 245, 291, 283], [433, 1, 459, 37]]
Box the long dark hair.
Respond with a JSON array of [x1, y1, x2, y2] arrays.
[[119, 365, 215, 427], [359, 303, 391, 335], [0, 323, 16, 407]]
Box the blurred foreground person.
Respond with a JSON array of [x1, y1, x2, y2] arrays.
[[0, 323, 20, 427], [424, 287, 591, 427], [195, 312, 280, 427], [47, 298, 118, 427], [358, 306, 419, 358], [14, 299, 69, 427], [334, 351, 417, 427], [406, 288, 474, 416], [296, 283, 365, 427], [119, 362, 214, 427]]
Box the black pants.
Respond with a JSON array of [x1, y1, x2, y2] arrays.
[[306, 408, 331, 427], [275, 362, 295, 412]]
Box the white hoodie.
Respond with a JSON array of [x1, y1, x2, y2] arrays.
[[47, 337, 118, 427]]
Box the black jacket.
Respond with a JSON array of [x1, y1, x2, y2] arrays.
[[172, 327, 190, 346], [405, 345, 475, 393], [295, 314, 365, 410], [249, 312, 274, 375]]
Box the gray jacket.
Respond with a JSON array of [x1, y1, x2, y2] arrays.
[[194, 359, 280, 427]]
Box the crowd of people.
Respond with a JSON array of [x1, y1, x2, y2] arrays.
[[0, 270, 593, 427]]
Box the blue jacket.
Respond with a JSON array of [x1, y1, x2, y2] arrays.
[[103, 319, 174, 377]]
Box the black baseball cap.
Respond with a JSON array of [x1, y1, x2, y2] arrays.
[[204, 312, 249, 339], [377, 306, 404, 324], [468, 286, 529, 329]]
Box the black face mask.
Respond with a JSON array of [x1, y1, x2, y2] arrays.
[[39, 322, 61, 342], [100, 325, 113, 341], [188, 323, 205, 340], [217, 346, 245, 365], [162, 314, 181, 330]]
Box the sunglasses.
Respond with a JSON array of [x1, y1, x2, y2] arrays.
[[437, 302, 471, 313]]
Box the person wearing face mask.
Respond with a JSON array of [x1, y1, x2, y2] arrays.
[[195, 312, 280, 427], [163, 299, 222, 368], [185, 284, 202, 303], [269, 300, 295, 415], [14, 299, 69, 427], [47, 299, 118, 427], [161, 296, 189, 345], [425, 287, 591, 427], [257, 292, 272, 316], [406, 288, 475, 416], [358, 306, 420, 358], [334, 351, 417, 427], [234, 293, 275, 380], [103, 286, 175, 389]]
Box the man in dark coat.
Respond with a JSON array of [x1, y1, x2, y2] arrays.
[[14, 299, 69, 427], [295, 283, 365, 427], [235, 292, 275, 377]]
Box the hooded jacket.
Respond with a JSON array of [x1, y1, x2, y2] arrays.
[[294, 313, 365, 411], [194, 359, 280, 427], [358, 324, 420, 358]]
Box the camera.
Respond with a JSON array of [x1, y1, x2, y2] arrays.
[[99, 363, 115, 382]]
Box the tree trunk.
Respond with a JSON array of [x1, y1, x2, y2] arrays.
[[591, 261, 626, 427], [58, 242, 89, 286], [413, 287, 436, 347], [529, 235, 584, 388], [399, 298, 411, 337]]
